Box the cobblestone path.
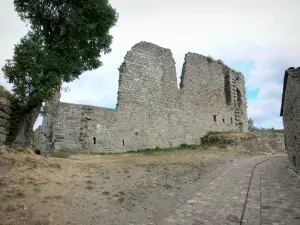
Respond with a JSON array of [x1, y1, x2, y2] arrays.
[[161, 155, 300, 225]]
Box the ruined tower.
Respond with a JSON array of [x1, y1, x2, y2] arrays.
[[36, 42, 248, 153]]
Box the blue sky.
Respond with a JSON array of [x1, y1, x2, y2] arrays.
[[1, 0, 300, 130]]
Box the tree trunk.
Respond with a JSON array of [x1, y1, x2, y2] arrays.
[[10, 103, 42, 150]]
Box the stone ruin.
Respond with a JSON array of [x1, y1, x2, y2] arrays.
[[0, 87, 11, 145], [36, 41, 248, 153], [280, 67, 300, 173]]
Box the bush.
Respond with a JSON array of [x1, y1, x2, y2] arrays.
[[180, 143, 191, 148], [207, 56, 214, 64], [201, 132, 225, 145]]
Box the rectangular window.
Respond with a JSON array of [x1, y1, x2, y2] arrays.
[[213, 115, 216, 122], [223, 119, 225, 123], [231, 118, 233, 124]]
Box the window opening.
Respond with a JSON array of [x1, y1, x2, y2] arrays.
[[213, 115, 216, 121], [93, 137, 96, 144], [122, 139, 125, 146]]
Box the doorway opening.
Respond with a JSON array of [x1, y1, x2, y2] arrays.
[[239, 123, 244, 132], [293, 155, 297, 168]]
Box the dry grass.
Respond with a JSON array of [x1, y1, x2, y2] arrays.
[[0, 142, 276, 225]]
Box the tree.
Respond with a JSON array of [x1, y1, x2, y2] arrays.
[[248, 118, 254, 131], [2, 0, 118, 149]]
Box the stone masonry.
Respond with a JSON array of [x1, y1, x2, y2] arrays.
[[36, 42, 248, 153], [0, 88, 11, 145], [280, 67, 300, 174]]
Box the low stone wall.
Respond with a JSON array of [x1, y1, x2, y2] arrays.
[[0, 88, 11, 145], [226, 132, 285, 154]]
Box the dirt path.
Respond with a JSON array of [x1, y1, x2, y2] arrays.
[[0, 147, 277, 225]]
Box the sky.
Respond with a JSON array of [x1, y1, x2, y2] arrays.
[[1, 0, 300, 130]]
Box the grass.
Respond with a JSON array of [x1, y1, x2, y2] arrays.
[[49, 150, 70, 158], [46, 132, 268, 157], [86, 185, 94, 190]]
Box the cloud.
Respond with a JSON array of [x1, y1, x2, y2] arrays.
[[1, 0, 299, 130]]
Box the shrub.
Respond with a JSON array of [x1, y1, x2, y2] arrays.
[[207, 56, 214, 64], [201, 132, 225, 145], [180, 143, 191, 148]]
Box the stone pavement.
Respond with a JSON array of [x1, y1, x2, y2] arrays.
[[160, 155, 300, 225]]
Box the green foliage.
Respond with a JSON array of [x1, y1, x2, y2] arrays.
[[13, 0, 118, 83], [3, 0, 118, 111], [2, 32, 60, 108], [207, 55, 214, 64], [49, 150, 70, 158], [2, 0, 118, 147], [201, 132, 225, 145], [248, 118, 254, 131]]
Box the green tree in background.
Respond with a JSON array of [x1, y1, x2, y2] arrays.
[[2, 0, 118, 149], [248, 118, 254, 131]]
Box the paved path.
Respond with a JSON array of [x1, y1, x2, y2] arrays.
[[160, 155, 300, 225]]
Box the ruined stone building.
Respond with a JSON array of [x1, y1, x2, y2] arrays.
[[36, 42, 248, 153], [280, 67, 300, 174]]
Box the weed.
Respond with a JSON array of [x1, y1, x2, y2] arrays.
[[102, 191, 110, 195], [86, 185, 94, 190], [118, 196, 125, 203], [163, 184, 173, 189]]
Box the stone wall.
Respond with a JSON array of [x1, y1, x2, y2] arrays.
[[227, 132, 285, 154], [37, 42, 248, 153], [280, 67, 300, 173], [0, 87, 11, 145]]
